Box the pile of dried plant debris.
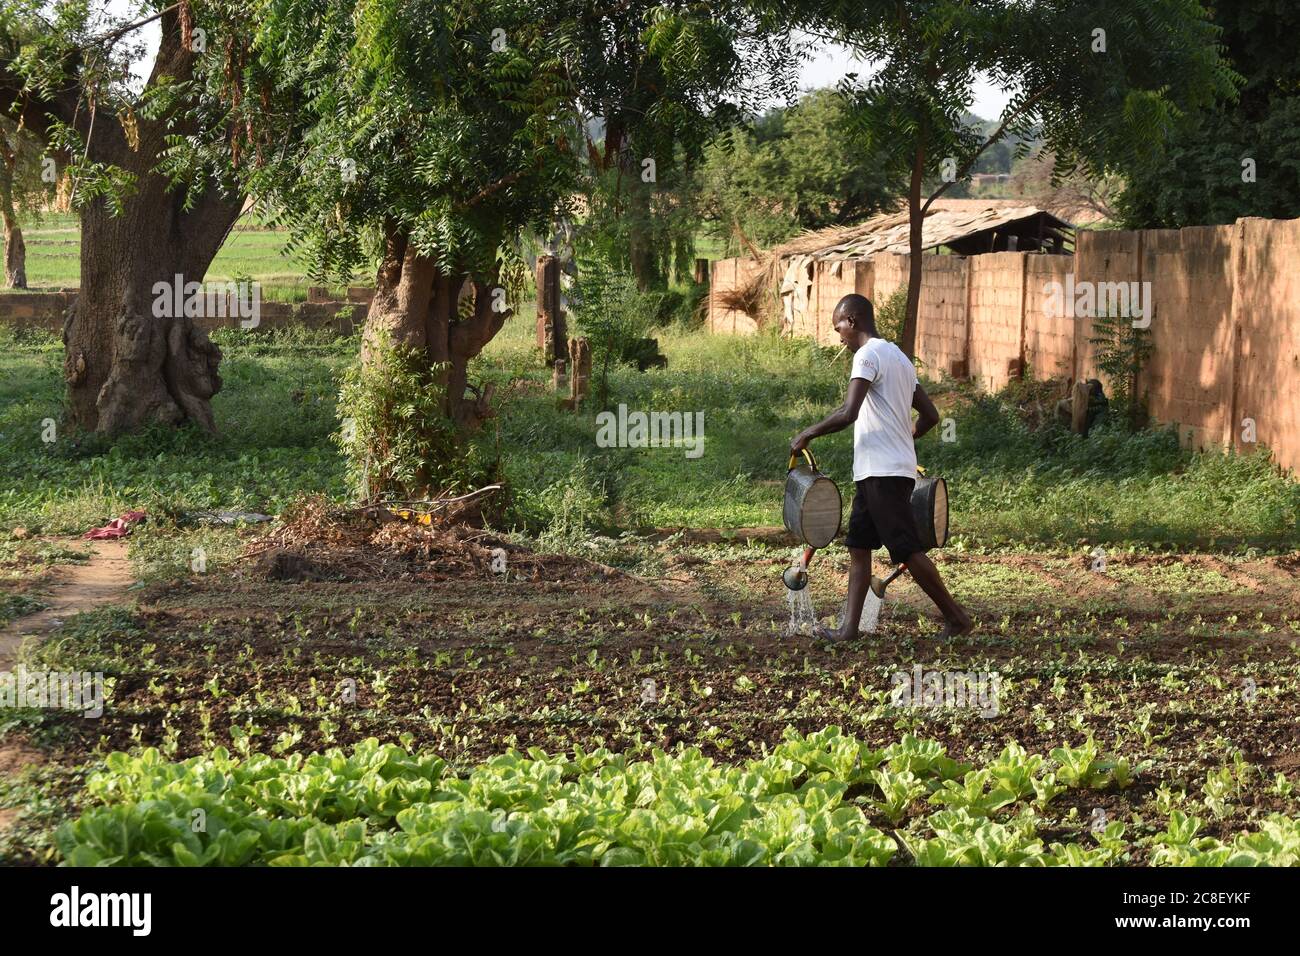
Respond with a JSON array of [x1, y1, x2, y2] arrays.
[[239, 494, 623, 585]]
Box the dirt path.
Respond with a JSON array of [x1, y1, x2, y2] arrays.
[[0, 539, 134, 670], [1, 541, 133, 842], [0, 539, 133, 839]]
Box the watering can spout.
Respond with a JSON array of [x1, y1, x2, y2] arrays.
[[871, 563, 909, 598], [782, 546, 816, 591]]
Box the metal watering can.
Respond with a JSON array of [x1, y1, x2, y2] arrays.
[[781, 453, 951, 592], [781, 448, 842, 590], [866, 471, 950, 599]]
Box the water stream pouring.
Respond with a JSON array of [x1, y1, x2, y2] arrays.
[[862, 562, 908, 633]]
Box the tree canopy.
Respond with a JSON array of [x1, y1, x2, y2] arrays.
[[1114, 1, 1300, 227], [777, 0, 1237, 356], [697, 88, 905, 250]]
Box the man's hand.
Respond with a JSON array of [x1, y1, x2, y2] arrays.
[[790, 431, 811, 455], [912, 383, 940, 440]]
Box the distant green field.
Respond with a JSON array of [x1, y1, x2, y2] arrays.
[[4, 213, 346, 302], [5, 215, 742, 299]]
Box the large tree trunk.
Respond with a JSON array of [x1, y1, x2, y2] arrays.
[[0, 151, 25, 289], [627, 180, 658, 291], [362, 228, 509, 429], [3, 6, 246, 435], [1, 214, 23, 289], [901, 142, 925, 360], [63, 173, 243, 433]]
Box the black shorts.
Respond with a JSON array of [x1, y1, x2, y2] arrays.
[[844, 476, 926, 564]]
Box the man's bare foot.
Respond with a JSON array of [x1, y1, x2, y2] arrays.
[[934, 610, 973, 640], [815, 623, 860, 643]]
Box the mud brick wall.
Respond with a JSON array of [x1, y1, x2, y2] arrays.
[[0, 291, 76, 334], [852, 252, 972, 381], [915, 255, 971, 382], [1141, 225, 1236, 451], [808, 259, 867, 345], [1231, 218, 1300, 473], [706, 215, 1300, 474], [0, 291, 365, 335], [870, 254, 909, 304], [706, 257, 766, 335], [1071, 229, 1142, 385], [1023, 255, 1075, 380], [966, 253, 1025, 391]]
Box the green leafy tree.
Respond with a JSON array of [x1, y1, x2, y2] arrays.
[[571, 1, 800, 289], [0, 116, 45, 289], [257, 0, 582, 495], [1115, 2, 1300, 227], [0, 0, 49, 289], [261, 1, 798, 494], [0, 1, 278, 434], [698, 87, 905, 249], [785, 0, 1236, 358], [570, 258, 661, 410], [1089, 311, 1153, 428]]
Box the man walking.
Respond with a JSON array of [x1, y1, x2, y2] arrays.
[[791, 294, 972, 641]]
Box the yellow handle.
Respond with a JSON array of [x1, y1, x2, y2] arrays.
[[788, 448, 817, 472]]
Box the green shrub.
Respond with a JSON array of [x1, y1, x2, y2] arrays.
[[335, 334, 497, 500], [874, 288, 908, 345]]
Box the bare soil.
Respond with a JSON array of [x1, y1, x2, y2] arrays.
[[0, 539, 134, 670], [3, 520, 1299, 860]]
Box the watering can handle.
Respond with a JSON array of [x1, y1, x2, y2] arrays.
[[787, 448, 818, 472]]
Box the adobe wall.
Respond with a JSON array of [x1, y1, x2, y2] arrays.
[[707, 216, 1300, 473]]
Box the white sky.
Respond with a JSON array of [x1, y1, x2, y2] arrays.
[[105, 2, 1013, 122], [798, 39, 1012, 121]]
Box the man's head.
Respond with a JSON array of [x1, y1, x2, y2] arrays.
[[832, 294, 876, 346]]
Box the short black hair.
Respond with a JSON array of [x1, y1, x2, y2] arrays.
[[834, 294, 876, 333]]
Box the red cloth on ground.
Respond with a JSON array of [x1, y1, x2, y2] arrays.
[[82, 510, 147, 539]]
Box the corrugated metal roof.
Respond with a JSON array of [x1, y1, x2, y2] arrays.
[[766, 201, 1074, 260]]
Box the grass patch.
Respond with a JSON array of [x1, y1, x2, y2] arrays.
[[0, 326, 352, 535], [1, 316, 1297, 549]]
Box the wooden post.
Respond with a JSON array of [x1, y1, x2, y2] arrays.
[[568, 337, 591, 411], [694, 258, 710, 286], [535, 256, 567, 364], [1070, 380, 1090, 434], [552, 358, 567, 392]]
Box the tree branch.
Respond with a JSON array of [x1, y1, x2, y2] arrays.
[[0, 58, 83, 140], [91, 3, 183, 49], [921, 84, 1050, 216]]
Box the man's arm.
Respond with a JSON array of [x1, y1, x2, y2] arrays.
[[912, 382, 940, 440], [791, 378, 867, 453]]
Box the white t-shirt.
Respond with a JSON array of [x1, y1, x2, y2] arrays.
[[850, 338, 918, 480]]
